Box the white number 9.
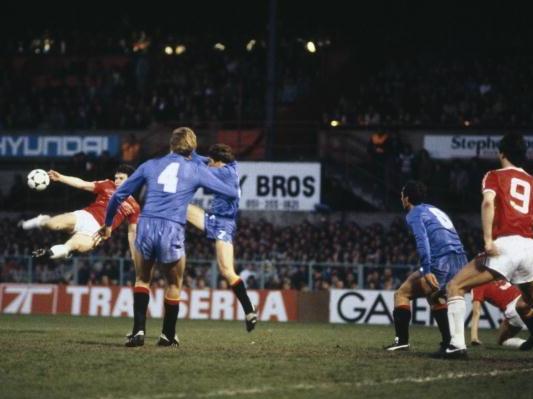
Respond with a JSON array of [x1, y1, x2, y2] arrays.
[[510, 178, 531, 214]]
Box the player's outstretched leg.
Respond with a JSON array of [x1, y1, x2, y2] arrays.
[[32, 234, 95, 260], [20, 214, 51, 230], [216, 240, 257, 332], [231, 278, 257, 332]]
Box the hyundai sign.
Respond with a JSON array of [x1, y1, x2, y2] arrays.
[[0, 135, 120, 157]]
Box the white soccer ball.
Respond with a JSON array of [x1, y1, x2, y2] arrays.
[[27, 169, 50, 191]]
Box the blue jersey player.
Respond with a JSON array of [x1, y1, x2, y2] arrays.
[[101, 127, 239, 347], [188, 144, 257, 332], [385, 181, 467, 354]]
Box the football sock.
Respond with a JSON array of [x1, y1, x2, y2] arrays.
[[49, 244, 71, 259], [447, 296, 466, 349], [133, 286, 150, 334], [162, 297, 180, 339], [519, 311, 533, 335], [432, 305, 451, 346], [502, 337, 526, 348], [231, 279, 254, 314], [393, 305, 411, 344], [22, 214, 50, 230]]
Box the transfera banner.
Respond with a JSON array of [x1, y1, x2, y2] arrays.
[[0, 134, 120, 157], [0, 284, 297, 322], [192, 162, 321, 211]]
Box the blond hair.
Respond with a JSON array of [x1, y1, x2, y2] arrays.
[[170, 127, 197, 156]]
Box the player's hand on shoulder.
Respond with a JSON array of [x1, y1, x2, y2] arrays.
[[484, 240, 499, 256], [48, 170, 62, 181], [424, 273, 439, 290]]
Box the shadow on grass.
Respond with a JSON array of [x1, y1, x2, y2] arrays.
[[0, 329, 48, 334], [71, 340, 126, 348]]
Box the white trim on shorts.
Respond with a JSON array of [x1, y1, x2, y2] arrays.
[[484, 235, 533, 284], [504, 295, 526, 329], [73, 210, 101, 236]]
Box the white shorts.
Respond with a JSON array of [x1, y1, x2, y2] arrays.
[[504, 295, 526, 329], [484, 235, 533, 284], [73, 210, 100, 236]]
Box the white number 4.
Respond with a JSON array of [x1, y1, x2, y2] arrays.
[[510, 178, 531, 214], [158, 162, 180, 193]]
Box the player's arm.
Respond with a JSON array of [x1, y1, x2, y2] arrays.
[[48, 170, 95, 192], [481, 190, 497, 255], [408, 216, 438, 289], [103, 164, 146, 236], [470, 300, 483, 345], [197, 164, 239, 198]]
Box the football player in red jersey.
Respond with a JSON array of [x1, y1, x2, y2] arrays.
[[470, 280, 528, 348], [443, 132, 533, 358], [20, 164, 140, 260]]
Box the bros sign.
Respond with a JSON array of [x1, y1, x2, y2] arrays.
[[0, 284, 297, 322], [192, 162, 321, 211]]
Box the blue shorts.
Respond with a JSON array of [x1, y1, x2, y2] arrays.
[[423, 252, 468, 289], [135, 217, 185, 263], [204, 213, 236, 243]]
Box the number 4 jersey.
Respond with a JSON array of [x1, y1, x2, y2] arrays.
[[105, 153, 239, 227], [482, 167, 533, 239]]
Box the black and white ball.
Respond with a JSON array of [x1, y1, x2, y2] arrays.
[[27, 169, 50, 191]]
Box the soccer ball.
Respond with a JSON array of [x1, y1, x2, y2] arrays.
[[27, 169, 50, 191]]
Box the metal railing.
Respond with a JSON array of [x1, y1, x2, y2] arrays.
[[0, 255, 416, 290]]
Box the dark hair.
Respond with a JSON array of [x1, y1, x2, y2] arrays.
[[115, 164, 135, 176], [498, 132, 527, 166], [402, 180, 427, 205], [208, 143, 235, 163]]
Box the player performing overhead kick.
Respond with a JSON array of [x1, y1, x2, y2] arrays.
[[444, 132, 533, 358], [20, 165, 140, 260], [470, 280, 528, 349], [189, 144, 257, 332], [384, 181, 468, 355], [101, 127, 239, 347]]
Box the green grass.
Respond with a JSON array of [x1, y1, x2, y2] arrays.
[[1, 315, 533, 399]]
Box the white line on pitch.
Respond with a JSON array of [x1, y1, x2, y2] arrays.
[[109, 367, 533, 399]]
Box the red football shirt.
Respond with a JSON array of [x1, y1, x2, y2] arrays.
[[83, 180, 140, 231], [472, 280, 521, 311], [482, 167, 533, 239]]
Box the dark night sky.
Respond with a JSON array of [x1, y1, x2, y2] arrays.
[[0, 1, 532, 52]]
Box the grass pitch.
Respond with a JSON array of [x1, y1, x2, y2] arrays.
[[1, 315, 533, 399]]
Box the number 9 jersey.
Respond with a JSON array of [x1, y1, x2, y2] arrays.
[[482, 166, 533, 239]]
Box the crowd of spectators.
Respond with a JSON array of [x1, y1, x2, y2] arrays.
[[2, 29, 532, 130], [0, 32, 320, 130], [0, 214, 483, 291], [323, 57, 533, 128]]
